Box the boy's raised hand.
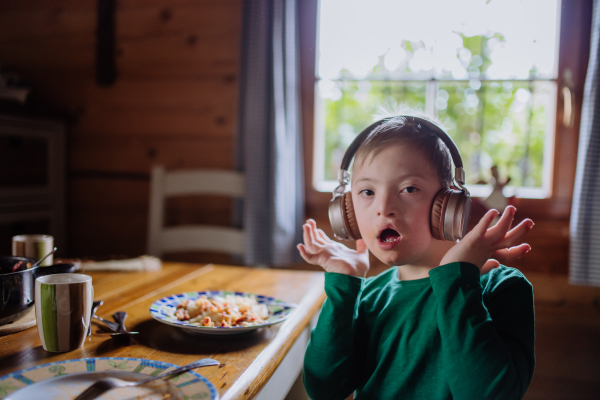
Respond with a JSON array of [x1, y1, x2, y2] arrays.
[[439, 205, 534, 274], [297, 219, 370, 278]]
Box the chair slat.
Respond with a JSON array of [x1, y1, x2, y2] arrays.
[[164, 170, 244, 197], [147, 166, 246, 258], [160, 226, 245, 256]]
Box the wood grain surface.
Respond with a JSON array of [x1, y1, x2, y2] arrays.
[[0, 0, 243, 259], [0, 263, 326, 400]]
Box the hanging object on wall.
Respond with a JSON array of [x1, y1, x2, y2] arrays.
[[96, 0, 117, 86], [469, 166, 516, 229], [482, 166, 514, 211], [0, 71, 31, 104]]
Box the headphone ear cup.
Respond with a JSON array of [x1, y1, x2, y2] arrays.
[[446, 190, 472, 240], [342, 192, 361, 240], [431, 189, 451, 240]]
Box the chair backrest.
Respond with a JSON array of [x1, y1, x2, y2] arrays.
[[147, 166, 245, 258]]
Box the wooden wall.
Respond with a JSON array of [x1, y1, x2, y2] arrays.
[[0, 1, 589, 274], [0, 0, 242, 261]]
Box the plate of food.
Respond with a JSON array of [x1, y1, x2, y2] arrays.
[[0, 357, 218, 400], [149, 291, 297, 335]]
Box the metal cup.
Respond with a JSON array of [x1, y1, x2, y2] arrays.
[[12, 235, 54, 266]]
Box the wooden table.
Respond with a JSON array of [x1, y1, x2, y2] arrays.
[[0, 263, 326, 399]]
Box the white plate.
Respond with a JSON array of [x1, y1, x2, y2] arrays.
[[149, 290, 296, 335], [0, 358, 218, 400]]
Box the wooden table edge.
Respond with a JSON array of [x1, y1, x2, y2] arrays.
[[221, 282, 326, 400]]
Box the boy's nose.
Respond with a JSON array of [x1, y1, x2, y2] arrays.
[[377, 208, 396, 217], [376, 192, 398, 217]]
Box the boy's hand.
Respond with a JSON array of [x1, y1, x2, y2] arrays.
[[297, 219, 370, 278], [439, 205, 534, 274]]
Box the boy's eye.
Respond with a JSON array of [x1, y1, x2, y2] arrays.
[[360, 189, 374, 197], [403, 186, 419, 194]]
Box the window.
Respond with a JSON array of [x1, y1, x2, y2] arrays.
[[313, 0, 561, 199], [298, 0, 592, 274]]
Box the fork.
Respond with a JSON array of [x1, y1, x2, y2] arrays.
[[92, 314, 120, 332], [88, 300, 103, 336], [73, 358, 220, 400]]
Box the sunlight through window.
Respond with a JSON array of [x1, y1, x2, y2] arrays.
[[314, 0, 560, 198]]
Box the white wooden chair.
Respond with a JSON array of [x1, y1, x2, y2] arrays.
[[147, 165, 245, 258]]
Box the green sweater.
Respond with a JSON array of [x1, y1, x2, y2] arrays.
[[303, 262, 535, 400]]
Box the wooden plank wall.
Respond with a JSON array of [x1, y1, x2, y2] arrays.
[[0, 0, 242, 261], [0, 0, 587, 274]]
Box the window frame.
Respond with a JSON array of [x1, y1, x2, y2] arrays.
[[299, 0, 592, 222]]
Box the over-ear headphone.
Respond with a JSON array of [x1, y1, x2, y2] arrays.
[[328, 116, 471, 242]]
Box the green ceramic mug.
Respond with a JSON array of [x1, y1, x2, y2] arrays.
[[35, 274, 93, 352]]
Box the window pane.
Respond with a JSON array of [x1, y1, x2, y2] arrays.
[[318, 0, 559, 80], [436, 80, 556, 188], [317, 80, 426, 181], [315, 0, 560, 197]]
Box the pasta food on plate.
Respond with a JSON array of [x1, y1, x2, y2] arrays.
[[150, 290, 295, 335], [175, 294, 269, 327]]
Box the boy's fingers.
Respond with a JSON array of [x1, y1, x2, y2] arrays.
[[496, 219, 534, 248], [493, 243, 531, 263], [297, 244, 316, 265], [316, 228, 329, 244], [297, 243, 307, 256], [302, 224, 321, 252], [473, 209, 499, 236], [307, 219, 334, 244], [481, 259, 500, 275], [487, 206, 516, 241], [356, 239, 368, 253], [302, 224, 311, 247], [307, 223, 322, 248], [306, 219, 327, 245]]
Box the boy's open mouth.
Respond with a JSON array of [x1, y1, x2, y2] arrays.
[[378, 228, 400, 243]]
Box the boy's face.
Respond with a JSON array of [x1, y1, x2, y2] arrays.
[[351, 143, 443, 267]]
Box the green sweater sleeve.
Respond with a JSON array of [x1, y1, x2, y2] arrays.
[[429, 262, 535, 400], [303, 272, 365, 400]]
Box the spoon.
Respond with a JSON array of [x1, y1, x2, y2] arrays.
[[73, 358, 220, 400], [32, 247, 57, 268]]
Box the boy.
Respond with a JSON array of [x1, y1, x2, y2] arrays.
[[297, 114, 535, 400]]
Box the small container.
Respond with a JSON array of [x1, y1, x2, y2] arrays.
[[12, 235, 54, 266]]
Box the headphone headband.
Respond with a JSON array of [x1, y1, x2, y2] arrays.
[[336, 116, 468, 193]]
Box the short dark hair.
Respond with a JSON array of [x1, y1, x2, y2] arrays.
[[352, 114, 453, 189]]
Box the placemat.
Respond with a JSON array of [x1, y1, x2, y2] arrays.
[[0, 307, 36, 335]]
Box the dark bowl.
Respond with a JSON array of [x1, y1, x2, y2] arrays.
[[0, 256, 77, 324], [0, 255, 36, 275]]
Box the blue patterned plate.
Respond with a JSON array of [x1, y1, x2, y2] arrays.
[[0, 357, 218, 400], [149, 290, 296, 335]]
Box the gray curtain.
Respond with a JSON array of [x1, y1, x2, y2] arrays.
[[235, 0, 305, 266], [570, 0, 600, 286]]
